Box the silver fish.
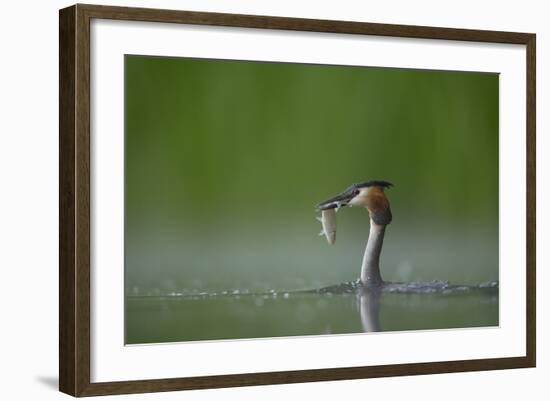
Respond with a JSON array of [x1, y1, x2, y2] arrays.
[[317, 208, 337, 245]]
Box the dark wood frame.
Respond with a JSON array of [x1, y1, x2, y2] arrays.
[[59, 3, 536, 397]]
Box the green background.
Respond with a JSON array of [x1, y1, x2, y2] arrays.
[[124, 56, 498, 342]]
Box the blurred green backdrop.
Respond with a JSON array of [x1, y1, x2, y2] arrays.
[[125, 56, 498, 294], [125, 55, 498, 298]]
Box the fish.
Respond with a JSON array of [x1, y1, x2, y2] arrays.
[[317, 208, 337, 245]]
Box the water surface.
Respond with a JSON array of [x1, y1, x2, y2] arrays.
[[126, 285, 498, 344]]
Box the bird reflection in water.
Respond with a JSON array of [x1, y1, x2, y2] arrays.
[[357, 287, 382, 333]]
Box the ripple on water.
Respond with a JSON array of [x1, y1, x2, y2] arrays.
[[126, 279, 498, 301], [310, 279, 499, 295]]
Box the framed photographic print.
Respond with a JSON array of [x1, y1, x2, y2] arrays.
[[59, 3, 536, 397]]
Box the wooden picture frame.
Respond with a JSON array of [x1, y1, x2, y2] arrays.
[[59, 3, 536, 397]]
